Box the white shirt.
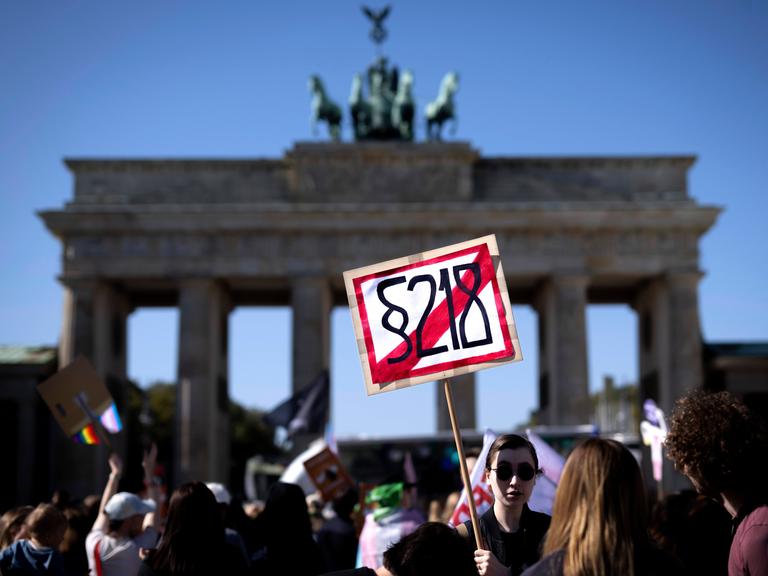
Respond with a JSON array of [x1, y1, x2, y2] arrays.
[[85, 527, 158, 576]]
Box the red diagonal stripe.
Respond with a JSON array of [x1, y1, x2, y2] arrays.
[[373, 247, 496, 383]]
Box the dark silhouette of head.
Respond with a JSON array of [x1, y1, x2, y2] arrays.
[[383, 521, 475, 576], [255, 482, 324, 575], [148, 482, 225, 575], [332, 487, 359, 520]]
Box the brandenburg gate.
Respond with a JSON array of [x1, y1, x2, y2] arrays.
[[40, 142, 719, 494]]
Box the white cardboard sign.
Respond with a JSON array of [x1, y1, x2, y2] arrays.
[[343, 235, 522, 395]]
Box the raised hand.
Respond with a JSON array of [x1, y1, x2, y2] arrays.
[[142, 442, 157, 478], [108, 452, 123, 478]]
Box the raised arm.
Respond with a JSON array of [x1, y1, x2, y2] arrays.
[[142, 443, 160, 532], [92, 453, 123, 532]]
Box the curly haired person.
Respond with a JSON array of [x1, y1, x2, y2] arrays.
[[665, 390, 768, 576]]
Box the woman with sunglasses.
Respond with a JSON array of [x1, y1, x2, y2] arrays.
[[457, 434, 551, 576]]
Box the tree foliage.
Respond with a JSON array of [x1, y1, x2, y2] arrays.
[[122, 381, 279, 495]]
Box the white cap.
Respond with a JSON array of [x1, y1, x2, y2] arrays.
[[206, 482, 231, 505], [104, 492, 156, 521]]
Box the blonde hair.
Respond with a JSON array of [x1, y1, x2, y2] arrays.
[[543, 439, 647, 576], [0, 505, 34, 549]]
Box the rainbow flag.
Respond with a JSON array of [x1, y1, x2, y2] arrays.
[[70, 402, 122, 444], [72, 422, 100, 445]]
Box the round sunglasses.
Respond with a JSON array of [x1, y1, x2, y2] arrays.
[[490, 462, 536, 482]]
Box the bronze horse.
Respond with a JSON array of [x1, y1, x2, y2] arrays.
[[308, 75, 342, 141], [425, 72, 459, 140]]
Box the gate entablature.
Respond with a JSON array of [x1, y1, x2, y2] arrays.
[[40, 142, 719, 494]]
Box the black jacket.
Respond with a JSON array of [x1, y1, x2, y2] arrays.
[[463, 505, 551, 576]]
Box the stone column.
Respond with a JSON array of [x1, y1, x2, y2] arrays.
[[534, 274, 590, 425], [92, 284, 132, 461], [93, 284, 130, 380], [636, 279, 667, 414], [56, 280, 118, 497], [291, 276, 331, 394], [635, 272, 703, 422], [436, 373, 477, 431], [59, 280, 97, 368], [176, 280, 231, 484], [290, 276, 330, 454], [60, 280, 130, 376], [635, 270, 703, 493], [666, 272, 704, 403]]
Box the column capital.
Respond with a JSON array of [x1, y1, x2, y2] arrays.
[[290, 274, 330, 287], [663, 269, 704, 288], [59, 276, 101, 292], [534, 272, 589, 313], [178, 277, 217, 290], [548, 271, 590, 288], [178, 279, 233, 311]]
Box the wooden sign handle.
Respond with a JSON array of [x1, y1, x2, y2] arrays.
[[443, 379, 485, 550]]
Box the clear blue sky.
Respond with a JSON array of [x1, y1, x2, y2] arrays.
[[1, 1, 766, 438]]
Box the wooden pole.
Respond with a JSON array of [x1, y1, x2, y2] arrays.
[[443, 378, 484, 550]]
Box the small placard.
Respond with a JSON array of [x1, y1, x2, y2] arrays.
[[37, 357, 114, 437], [303, 447, 355, 502]]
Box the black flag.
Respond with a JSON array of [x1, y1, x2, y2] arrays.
[[264, 370, 329, 438]]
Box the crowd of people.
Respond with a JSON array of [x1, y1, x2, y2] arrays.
[[1, 389, 765, 576]]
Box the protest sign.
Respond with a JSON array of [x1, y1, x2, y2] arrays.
[[343, 235, 521, 395], [303, 446, 355, 502], [344, 236, 522, 550], [36, 356, 121, 445]]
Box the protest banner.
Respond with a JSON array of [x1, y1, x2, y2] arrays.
[[525, 429, 565, 515], [449, 429, 497, 527], [641, 399, 668, 499], [344, 235, 521, 549], [36, 356, 122, 446], [303, 446, 355, 502]]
